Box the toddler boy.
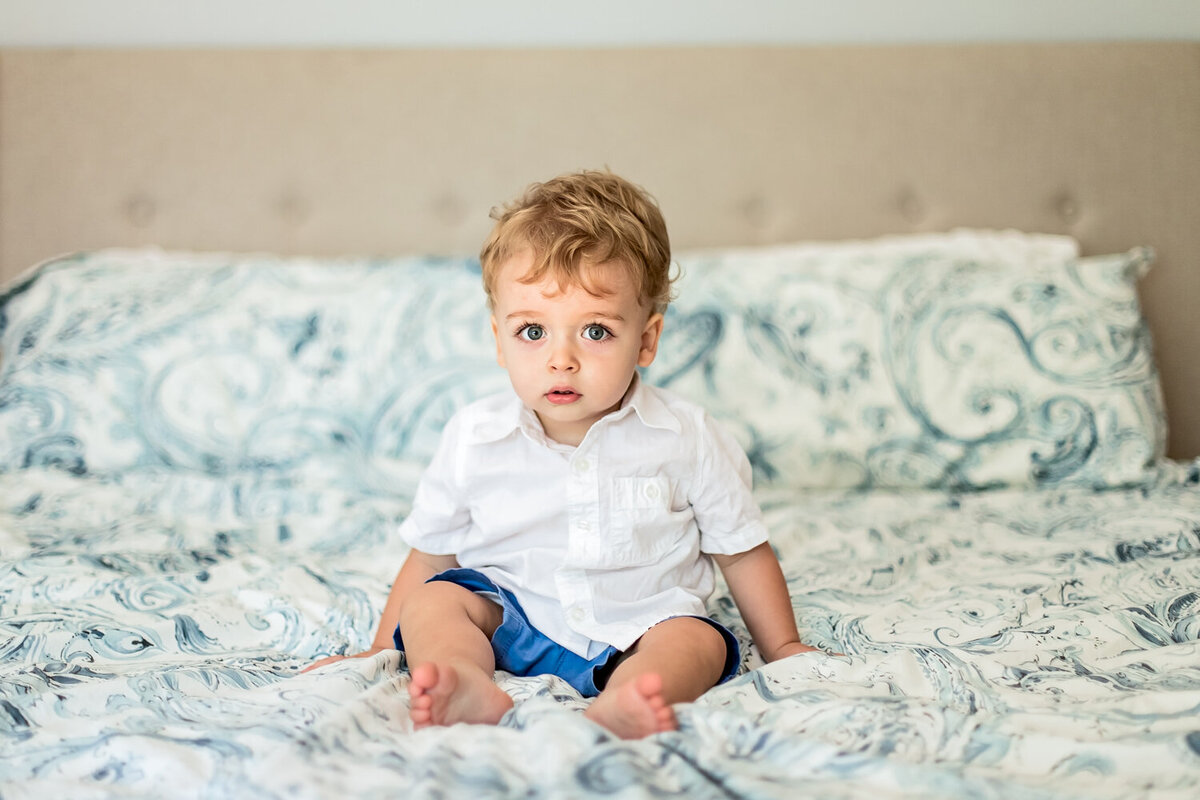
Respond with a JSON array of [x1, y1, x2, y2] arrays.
[[308, 170, 817, 739]]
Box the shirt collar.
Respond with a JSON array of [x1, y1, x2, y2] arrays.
[[614, 372, 683, 435], [465, 372, 681, 446], [465, 392, 533, 445]]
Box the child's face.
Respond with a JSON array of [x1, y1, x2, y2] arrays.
[[490, 250, 663, 446]]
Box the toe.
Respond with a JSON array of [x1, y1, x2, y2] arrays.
[[410, 662, 438, 691], [636, 672, 663, 697]]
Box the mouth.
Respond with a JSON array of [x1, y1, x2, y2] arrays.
[[545, 387, 581, 405]]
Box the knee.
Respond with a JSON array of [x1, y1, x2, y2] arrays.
[[399, 580, 463, 621], [687, 620, 731, 681], [646, 617, 729, 682], [398, 580, 502, 635]]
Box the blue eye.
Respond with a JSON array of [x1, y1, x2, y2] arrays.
[[518, 324, 545, 342], [583, 325, 610, 342]]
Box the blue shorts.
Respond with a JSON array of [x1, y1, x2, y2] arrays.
[[393, 567, 740, 697]]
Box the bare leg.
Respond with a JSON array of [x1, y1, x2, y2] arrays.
[[584, 617, 728, 739], [399, 580, 514, 728]]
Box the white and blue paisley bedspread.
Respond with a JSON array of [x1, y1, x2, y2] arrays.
[[2, 240, 1199, 798], [3, 468, 1199, 798]]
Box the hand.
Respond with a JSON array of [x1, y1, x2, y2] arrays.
[[765, 641, 819, 661], [301, 646, 388, 673], [764, 641, 844, 661]]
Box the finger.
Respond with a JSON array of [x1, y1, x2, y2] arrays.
[[301, 655, 344, 673]]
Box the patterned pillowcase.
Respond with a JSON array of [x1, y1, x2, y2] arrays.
[[0, 232, 1167, 491], [0, 250, 507, 485], [649, 232, 1165, 489]]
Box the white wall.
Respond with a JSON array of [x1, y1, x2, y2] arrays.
[[2, 0, 1199, 47]]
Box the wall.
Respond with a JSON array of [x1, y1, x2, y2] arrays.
[[2, 0, 1199, 47]]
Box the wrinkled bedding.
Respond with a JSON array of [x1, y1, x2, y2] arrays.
[[3, 464, 1199, 798], [2, 241, 1198, 798]]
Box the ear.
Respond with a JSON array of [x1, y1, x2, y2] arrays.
[[637, 312, 664, 368], [490, 315, 507, 368]]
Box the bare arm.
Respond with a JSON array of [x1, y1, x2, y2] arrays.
[[713, 542, 819, 662], [303, 548, 458, 671]]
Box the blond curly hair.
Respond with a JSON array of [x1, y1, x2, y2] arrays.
[[479, 170, 674, 315]]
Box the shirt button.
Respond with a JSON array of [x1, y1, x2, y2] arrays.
[[644, 483, 660, 500], [576, 520, 591, 533], [573, 459, 592, 474], [568, 606, 585, 622]]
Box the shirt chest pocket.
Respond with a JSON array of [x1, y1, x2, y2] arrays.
[[599, 476, 683, 567]]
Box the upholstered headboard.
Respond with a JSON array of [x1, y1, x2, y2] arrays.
[[1, 43, 1198, 457]]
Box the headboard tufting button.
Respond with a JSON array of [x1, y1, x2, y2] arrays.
[[896, 188, 925, 225], [736, 195, 769, 229], [431, 193, 468, 227], [1055, 194, 1080, 224], [124, 194, 157, 228], [276, 191, 311, 225]]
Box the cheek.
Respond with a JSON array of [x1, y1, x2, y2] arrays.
[[499, 343, 539, 375], [587, 346, 642, 380]]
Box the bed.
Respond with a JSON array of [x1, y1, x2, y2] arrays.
[[2, 44, 1199, 799]]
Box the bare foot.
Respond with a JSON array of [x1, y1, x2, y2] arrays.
[[583, 672, 677, 739], [407, 661, 513, 729]]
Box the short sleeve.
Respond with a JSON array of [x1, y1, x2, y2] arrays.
[[690, 414, 771, 555], [397, 413, 473, 555]]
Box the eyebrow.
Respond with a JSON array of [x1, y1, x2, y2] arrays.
[[504, 311, 626, 323]]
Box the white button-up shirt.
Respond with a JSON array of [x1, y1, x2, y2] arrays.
[[398, 377, 769, 658]]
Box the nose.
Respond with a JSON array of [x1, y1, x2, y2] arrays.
[[547, 338, 579, 372]]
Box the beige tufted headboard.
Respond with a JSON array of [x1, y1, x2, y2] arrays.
[[1, 43, 1198, 457]]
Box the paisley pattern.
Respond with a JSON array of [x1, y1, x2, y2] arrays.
[[1, 236, 1196, 798], [657, 232, 1165, 490], [0, 250, 509, 487], [2, 468, 1199, 798], [0, 233, 1166, 493]]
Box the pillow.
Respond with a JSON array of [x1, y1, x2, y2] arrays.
[[650, 232, 1165, 489], [0, 250, 506, 485], [0, 232, 1167, 492]]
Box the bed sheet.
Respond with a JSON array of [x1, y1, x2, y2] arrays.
[[3, 463, 1199, 799]]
